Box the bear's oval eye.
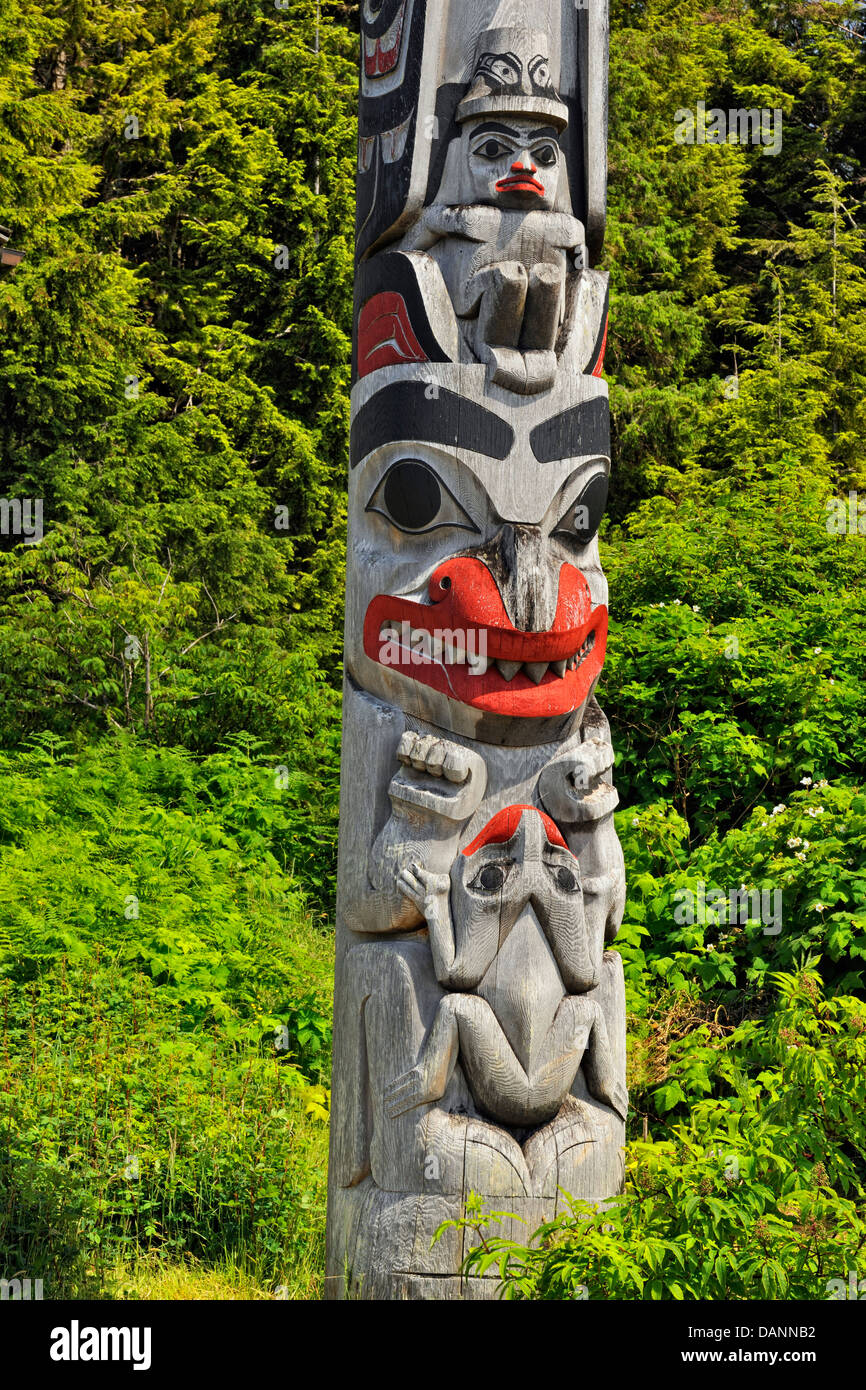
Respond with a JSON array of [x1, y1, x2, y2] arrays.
[[385, 461, 439, 528], [554, 470, 609, 546], [555, 865, 579, 893], [366, 460, 477, 535], [470, 863, 509, 893]]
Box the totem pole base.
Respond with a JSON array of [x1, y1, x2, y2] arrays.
[[327, 1104, 624, 1301]]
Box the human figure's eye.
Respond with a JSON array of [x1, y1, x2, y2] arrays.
[[532, 143, 558, 167], [474, 138, 511, 160]]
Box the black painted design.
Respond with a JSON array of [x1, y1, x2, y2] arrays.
[[350, 382, 514, 468], [362, 0, 407, 40], [529, 397, 610, 464], [555, 472, 610, 544], [473, 50, 523, 93], [357, 0, 426, 260], [586, 283, 610, 376], [528, 54, 556, 98], [352, 252, 455, 382], [366, 459, 479, 534]]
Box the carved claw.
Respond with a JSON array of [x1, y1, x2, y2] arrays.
[[606, 1078, 629, 1122], [538, 741, 619, 825], [383, 1065, 431, 1119], [391, 732, 488, 822], [584, 1066, 629, 1121]]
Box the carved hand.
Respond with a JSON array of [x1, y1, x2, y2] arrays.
[[395, 862, 450, 918]]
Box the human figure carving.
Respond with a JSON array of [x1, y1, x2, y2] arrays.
[[398, 28, 585, 394]]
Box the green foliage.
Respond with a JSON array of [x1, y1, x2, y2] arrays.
[[605, 0, 866, 512], [0, 738, 334, 1296], [619, 782, 866, 1008], [0, 0, 355, 745], [0, 737, 335, 1037], [439, 972, 866, 1300], [0, 957, 329, 1297]]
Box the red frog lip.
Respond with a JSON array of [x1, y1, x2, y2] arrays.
[[363, 557, 608, 717], [495, 174, 545, 197]]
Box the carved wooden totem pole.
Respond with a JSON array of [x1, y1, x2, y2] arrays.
[[326, 0, 625, 1300]]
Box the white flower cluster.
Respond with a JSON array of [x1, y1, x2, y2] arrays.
[[787, 835, 810, 861]]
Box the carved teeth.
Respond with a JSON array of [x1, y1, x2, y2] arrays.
[[496, 659, 522, 682], [495, 650, 590, 682], [379, 621, 490, 670], [379, 621, 597, 682]]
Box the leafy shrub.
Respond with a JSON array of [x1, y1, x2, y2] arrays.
[[440, 972, 866, 1300], [0, 738, 334, 1296]]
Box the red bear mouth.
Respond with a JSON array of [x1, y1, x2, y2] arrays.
[[363, 557, 607, 717]]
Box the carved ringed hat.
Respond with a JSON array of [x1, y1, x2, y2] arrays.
[[456, 27, 569, 130]]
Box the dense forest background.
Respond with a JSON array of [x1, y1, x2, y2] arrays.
[[1, 0, 865, 1299]]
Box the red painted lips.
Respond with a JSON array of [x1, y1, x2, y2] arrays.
[[363, 557, 608, 717], [495, 174, 545, 197]]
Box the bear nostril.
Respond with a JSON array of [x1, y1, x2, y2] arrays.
[[439, 575, 451, 590]]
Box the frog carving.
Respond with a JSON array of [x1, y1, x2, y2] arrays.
[[386, 804, 627, 1127]]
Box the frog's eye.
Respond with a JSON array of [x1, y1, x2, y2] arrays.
[[532, 142, 558, 167], [554, 865, 580, 893], [469, 862, 511, 893], [473, 137, 513, 161]]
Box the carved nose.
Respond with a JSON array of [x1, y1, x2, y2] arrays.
[[511, 156, 537, 174], [490, 524, 559, 631]]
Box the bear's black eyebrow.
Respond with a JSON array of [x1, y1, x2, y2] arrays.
[[530, 398, 611, 463], [350, 382, 514, 467]]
